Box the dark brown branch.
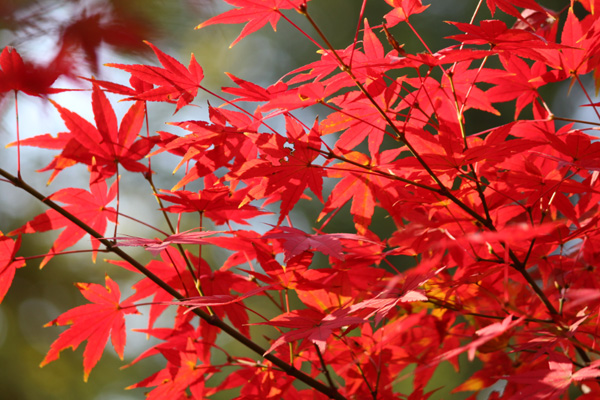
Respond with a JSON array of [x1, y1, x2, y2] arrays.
[[0, 167, 347, 400]]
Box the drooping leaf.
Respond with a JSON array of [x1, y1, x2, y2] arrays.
[[110, 230, 221, 256], [254, 307, 366, 355], [264, 225, 380, 262]]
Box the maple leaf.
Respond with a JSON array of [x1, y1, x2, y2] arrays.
[[40, 275, 138, 381], [447, 20, 562, 63], [9, 174, 118, 268], [110, 230, 220, 256], [216, 360, 297, 398], [512, 7, 560, 42], [237, 117, 324, 224], [264, 225, 379, 262], [350, 260, 443, 323], [318, 151, 395, 235], [577, 0, 600, 14], [532, 130, 600, 177], [195, 0, 309, 48], [506, 353, 600, 399], [106, 41, 204, 113], [323, 89, 394, 156], [173, 285, 274, 311], [127, 336, 219, 399], [486, 0, 547, 18], [482, 54, 546, 118], [155, 115, 259, 190], [37, 82, 153, 182], [14, 81, 155, 184], [383, 0, 430, 27], [156, 184, 266, 226], [112, 249, 198, 331], [434, 315, 524, 363], [58, 10, 151, 73], [0, 233, 25, 303], [222, 72, 289, 103], [120, 248, 257, 335], [254, 307, 366, 355], [550, 9, 600, 81], [0, 46, 71, 97]]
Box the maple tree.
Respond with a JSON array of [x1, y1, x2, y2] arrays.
[[2, 0, 600, 398]]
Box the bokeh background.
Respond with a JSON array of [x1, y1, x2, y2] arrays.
[[0, 0, 593, 398]]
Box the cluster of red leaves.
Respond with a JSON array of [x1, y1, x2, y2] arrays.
[[3, 0, 600, 398]]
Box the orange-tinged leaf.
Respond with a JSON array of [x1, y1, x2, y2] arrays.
[[40, 275, 138, 381]]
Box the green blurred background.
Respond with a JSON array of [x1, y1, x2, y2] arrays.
[[0, 0, 587, 398]]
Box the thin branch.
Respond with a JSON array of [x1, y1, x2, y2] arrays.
[[314, 343, 337, 390], [0, 167, 347, 400]]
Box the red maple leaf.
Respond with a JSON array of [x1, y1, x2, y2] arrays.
[[506, 353, 600, 399], [237, 117, 324, 224], [173, 285, 273, 311], [482, 54, 546, 118], [222, 72, 288, 103], [127, 337, 217, 399], [0, 46, 71, 98], [0, 233, 25, 303], [196, 0, 309, 48], [254, 307, 366, 355], [554, 9, 600, 79], [107, 41, 204, 113], [111, 249, 198, 331], [110, 230, 220, 256], [434, 315, 524, 363], [447, 19, 561, 62], [40, 275, 138, 381], [264, 225, 379, 262], [383, 0, 430, 27], [486, 0, 547, 18], [156, 184, 266, 226], [15, 81, 155, 183], [39, 82, 153, 181], [58, 10, 151, 73], [318, 150, 398, 235], [9, 174, 118, 268]]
